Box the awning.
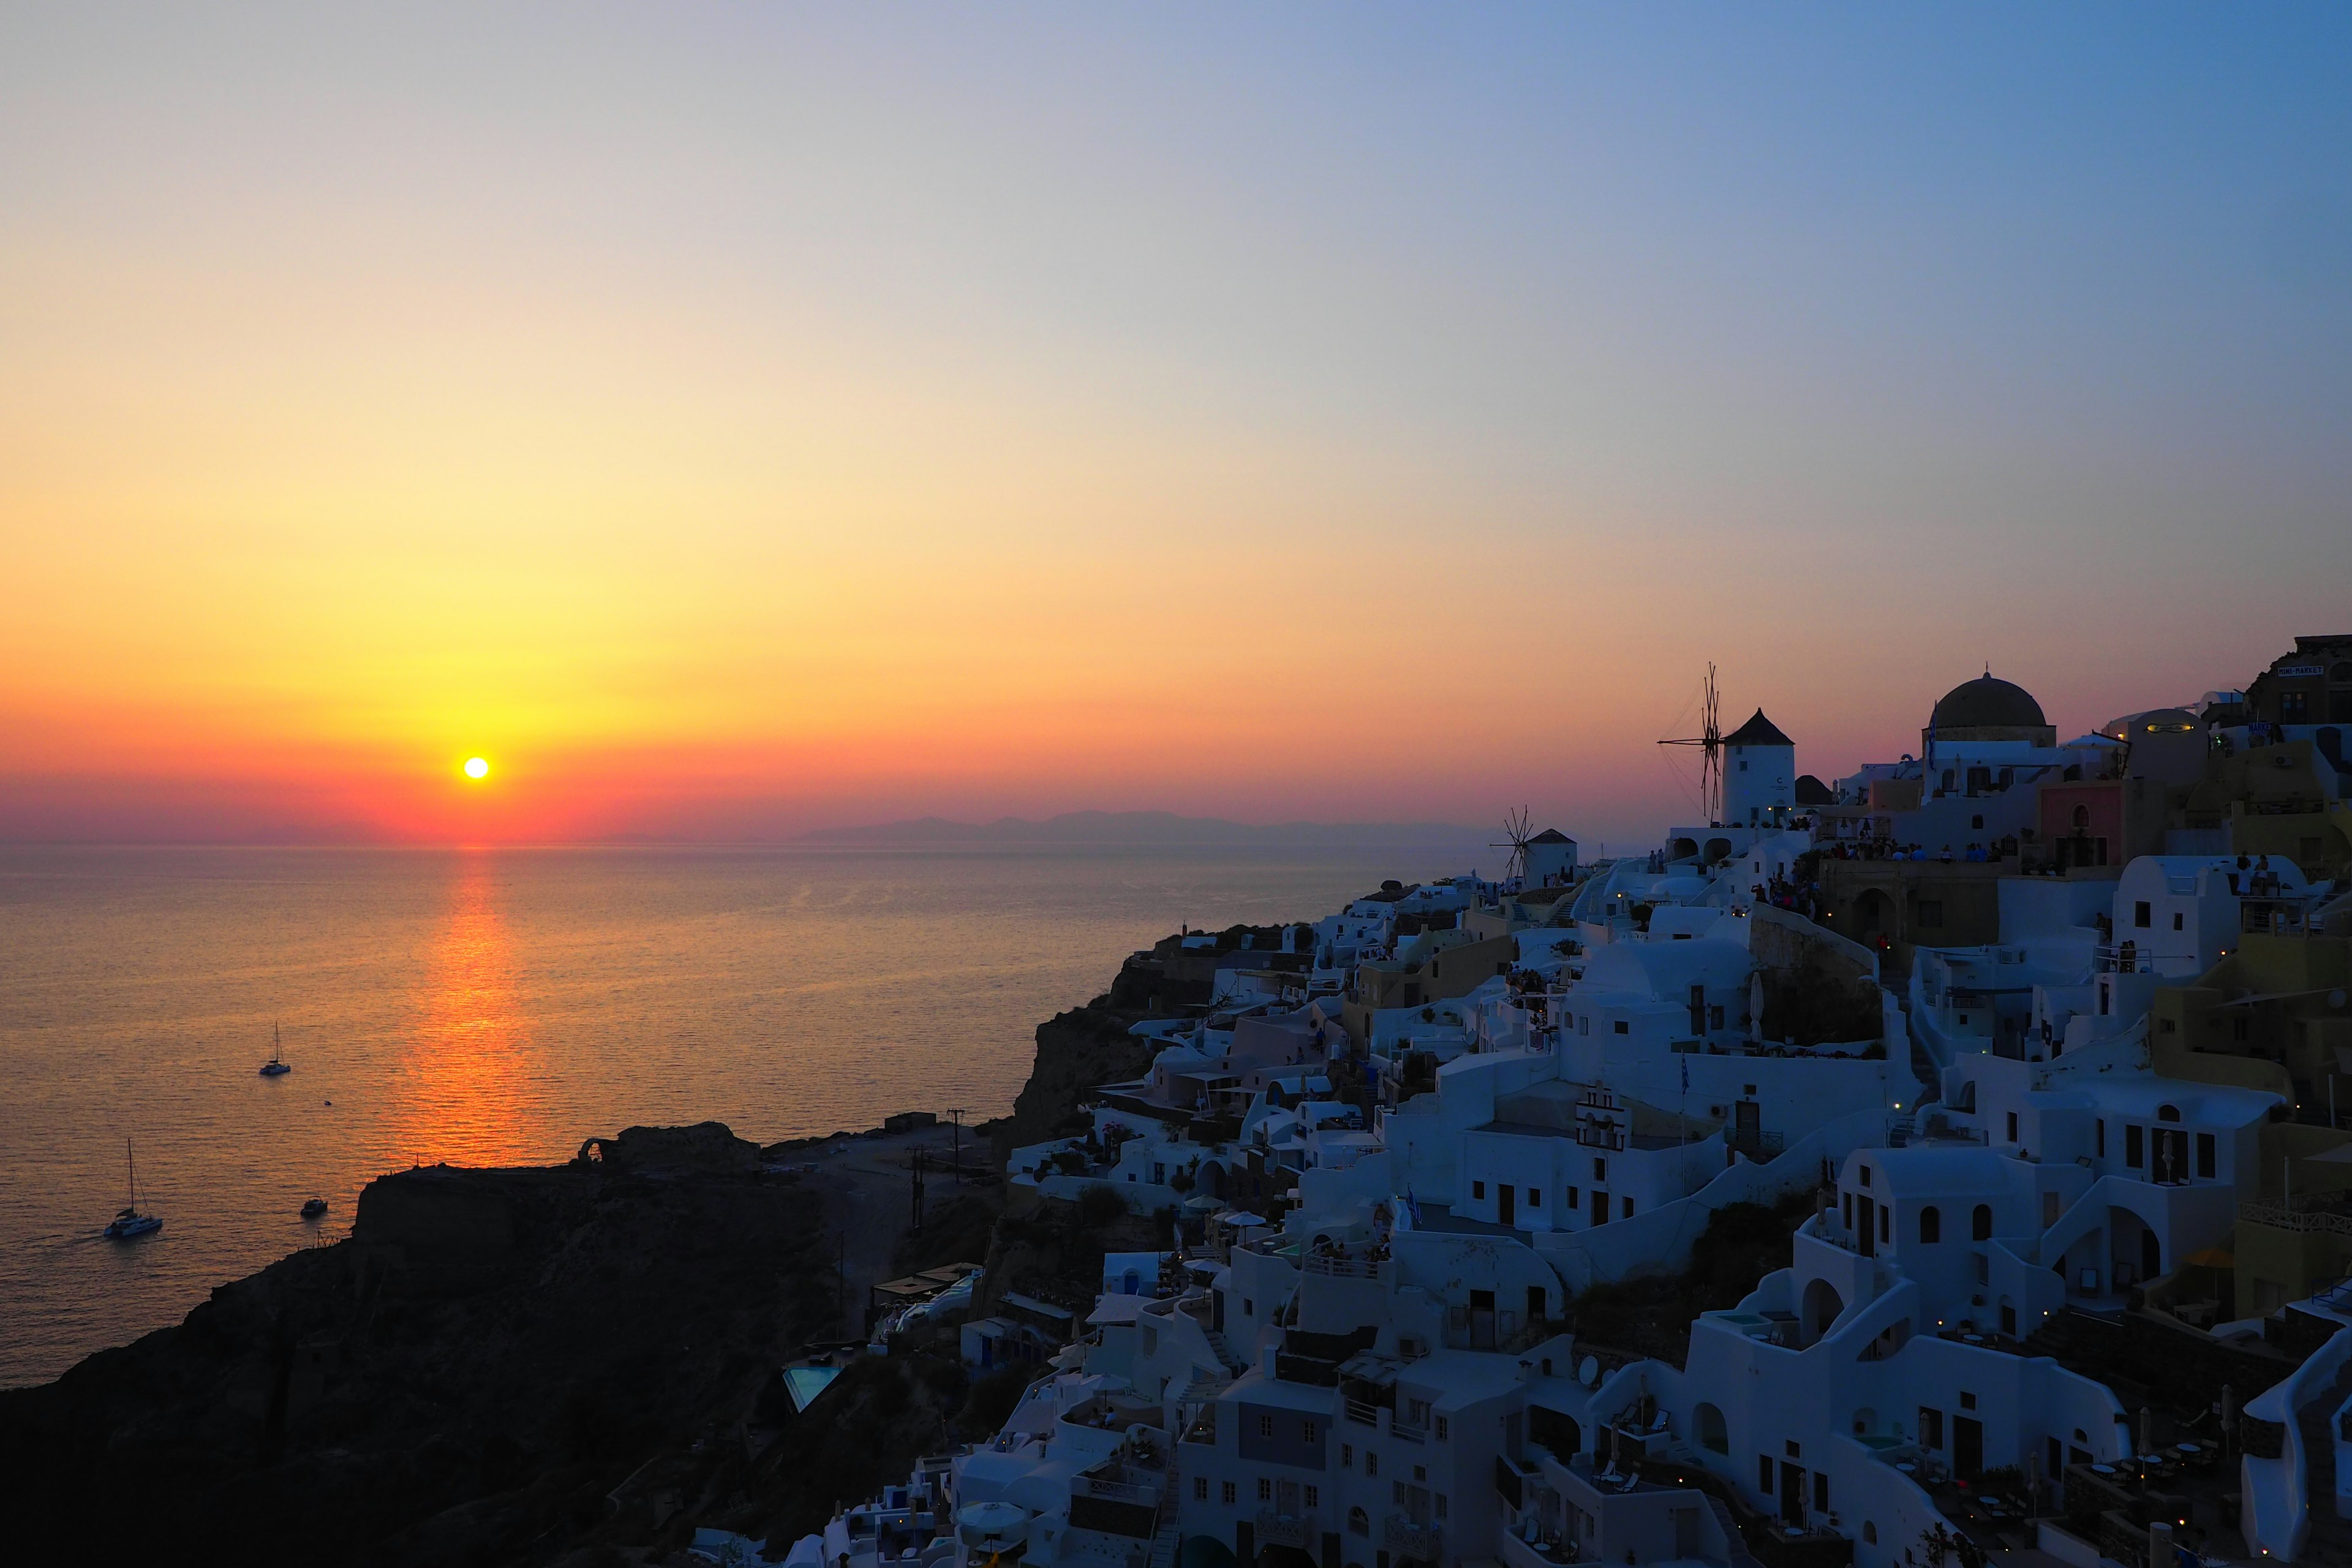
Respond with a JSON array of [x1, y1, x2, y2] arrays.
[[2185, 1248, 2236, 1267]]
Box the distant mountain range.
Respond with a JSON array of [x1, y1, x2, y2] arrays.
[[794, 810, 1487, 846]]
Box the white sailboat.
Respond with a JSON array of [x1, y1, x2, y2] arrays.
[[104, 1139, 162, 1239], [259, 1020, 291, 1076]]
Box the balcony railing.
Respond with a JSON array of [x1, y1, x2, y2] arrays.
[[1727, 1126, 1784, 1158], [1382, 1515, 1443, 1561], [2241, 1200, 2352, 1237], [1255, 1510, 1311, 1549]]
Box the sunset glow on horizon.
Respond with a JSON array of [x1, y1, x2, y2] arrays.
[[5, 7, 2350, 848]]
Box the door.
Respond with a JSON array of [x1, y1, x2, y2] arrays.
[[1469, 1288, 1497, 1350], [1674, 1507, 1699, 1561], [1591, 1189, 1608, 1225], [1856, 1195, 1876, 1257], [1735, 1101, 1760, 1140], [1953, 1416, 1984, 1479], [1279, 1481, 1301, 1518], [1780, 1461, 1806, 1524], [1499, 1184, 1516, 1227]]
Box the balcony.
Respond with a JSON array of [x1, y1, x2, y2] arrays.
[[2241, 1198, 2352, 1238], [1255, 1510, 1312, 1549], [1382, 1515, 1444, 1561], [1727, 1126, 1785, 1159]]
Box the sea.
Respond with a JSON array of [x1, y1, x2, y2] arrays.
[[0, 840, 1481, 1387]]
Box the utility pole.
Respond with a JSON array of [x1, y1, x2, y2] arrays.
[[910, 1147, 925, 1231], [946, 1107, 966, 1184]]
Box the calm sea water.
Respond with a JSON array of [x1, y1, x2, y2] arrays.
[[0, 842, 1477, 1387]]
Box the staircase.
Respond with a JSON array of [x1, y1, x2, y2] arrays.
[[1147, 1450, 1183, 1568], [2294, 1360, 2352, 1561], [1703, 1496, 1765, 1568], [1204, 1331, 1250, 1377]]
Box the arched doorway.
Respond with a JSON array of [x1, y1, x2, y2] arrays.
[[1802, 1276, 1847, 1344]]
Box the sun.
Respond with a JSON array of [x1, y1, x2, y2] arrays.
[[463, 756, 491, 780]]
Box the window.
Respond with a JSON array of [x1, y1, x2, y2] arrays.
[[1785, 1439, 1800, 1458], [2173, 912, 2184, 931], [1843, 1193, 1853, 1229], [1920, 1206, 1941, 1243], [2134, 901, 2152, 929], [1305, 1486, 1319, 1509], [2158, 1104, 2180, 1122], [2007, 1112, 2018, 1143], [1593, 1157, 1607, 1181], [1435, 1416, 1449, 1439], [1392, 1482, 1404, 1506], [1341, 1444, 1352, 1468], [2071, 804, 2090, 830], [2096, 1120, 2106, 1158], [1879, 1206, 1890, 1243], [1697, 1403, 1728, 1453], [1864, 1523, 1878, 1545], [2125, 1125, 2143, 1169], [1260, 1415, 1274, 1438], [1972, 1204, 1992, 1241], [1859, 1164, 1871, 1188], [1959, 1391, 1977, 1411], [1972, 815, 1985, 831], [1709, 1004, 1725, 1029], [1759, 1456, 1774, 1491], [1613, 1020, 1628, 1035], [1194, 1478, 1208, 1501], [1258, 1479, 1272, 1503], [1567, 1186, 1579, 1207], [1919, 1408, 1943, 1449], [1365, 1453, 1378, 1477], [1814, 1472, 1829, 1512], [1243, 1298, 1254, 1316], [1302, 1420, 1317, 1442], [1471, 1181, 1485, 1200], [1434, 1494, 1448, 1520], [1348, 1509, 1369, 1536], [1528, 1188, 1541, 1210], [1623, 1196, 1635, 1219], [1222, 1481, 1236, 1505], [2197, 1133, 2216, 1179]]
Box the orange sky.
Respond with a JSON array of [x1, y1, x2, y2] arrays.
[[4, 9, 2347, 847]]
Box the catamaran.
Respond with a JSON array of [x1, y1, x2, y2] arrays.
[[104, 1140, 162, 1239], [259, 1020, 291, 1076]]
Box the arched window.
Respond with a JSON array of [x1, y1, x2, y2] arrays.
[[2157, 1104, 2180, 1123], [1864, 1523, 1878, 1545], [1348, 1509, 1370, 1536], [1919, 1206, 1941, 1244], [1972, 1204, 1992, 1241], [1695, 1403, 1728, 1453], [2071, 805, 2090, 829]]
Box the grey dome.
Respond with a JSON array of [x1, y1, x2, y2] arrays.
[[1931, 676, 2046, 733]]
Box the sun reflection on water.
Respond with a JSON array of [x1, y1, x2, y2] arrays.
[[393, 854, 542, 1168]]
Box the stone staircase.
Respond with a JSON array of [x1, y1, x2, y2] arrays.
[[2294, 1359, 2352, 1561], [1704, 1495, 1765, 1568], [1204, 1330, 1250, 1377], [1147, 1449, 1183, 1568]]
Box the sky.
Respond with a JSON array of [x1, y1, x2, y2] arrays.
[[3, 5, 2350, 847]]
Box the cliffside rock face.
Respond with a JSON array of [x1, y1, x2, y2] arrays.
[[988, 1003, 1158, 1161], [0, 1127, 835, 1567]]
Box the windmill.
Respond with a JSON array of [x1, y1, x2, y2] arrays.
[[1491, 806, 1536, 882], [1658, 663, 1724, 827]]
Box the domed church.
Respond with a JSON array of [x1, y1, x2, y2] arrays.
[[1923, 673, 2057, 749]]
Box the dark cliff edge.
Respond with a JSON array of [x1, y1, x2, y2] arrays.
[[0, 1123, 839, 1567], [0, 939, 1242, 1567]]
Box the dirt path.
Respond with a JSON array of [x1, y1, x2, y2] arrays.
[[791, 1123, 979, 1336]]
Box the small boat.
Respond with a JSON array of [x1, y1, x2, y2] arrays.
[[259, 1020, 292, 1076], [104, 1140, 162, 1240], [301, 1197, 328, 1219]]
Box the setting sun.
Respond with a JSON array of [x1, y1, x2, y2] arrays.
[[463, 757, 490, 781]]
